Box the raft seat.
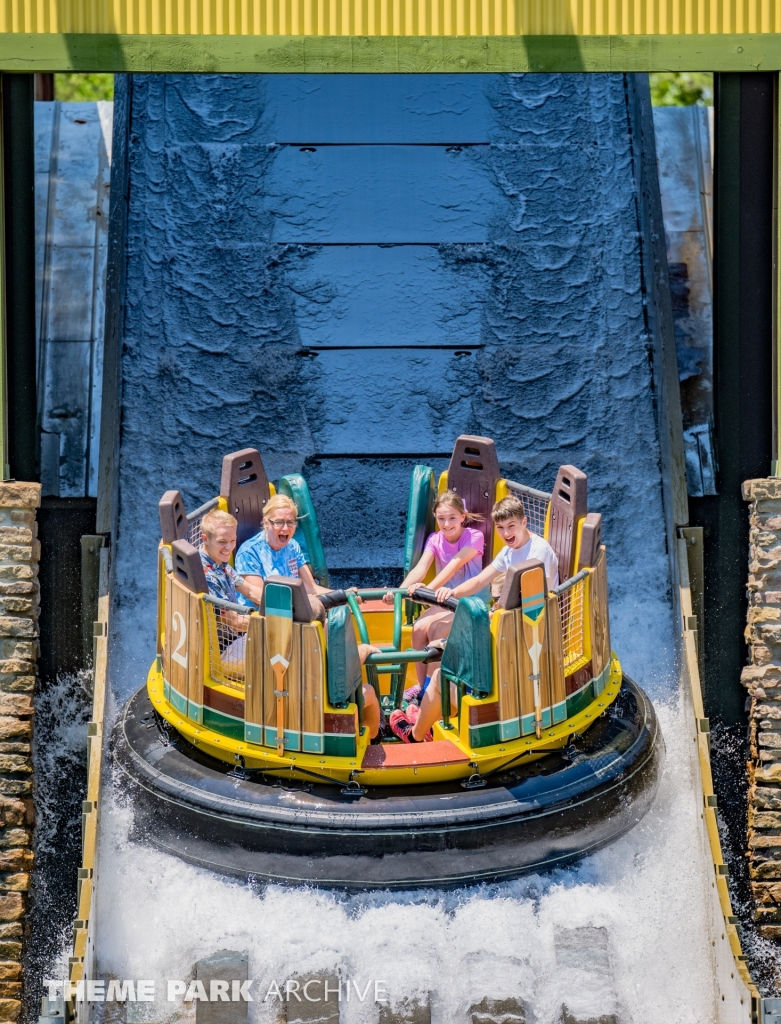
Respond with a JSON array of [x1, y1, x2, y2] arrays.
[[547, 465, 588, 583], [446, 435, 501, 569], [402, 464, 436, 580], [277, 473, 329, 587], [220, 448, 272, 548], [401, 435, 502, 582]]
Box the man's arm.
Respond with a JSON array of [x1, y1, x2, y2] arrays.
[[299, 563, 331, 596], [545, 551, 559, 588], [435, 562, 500, 602], [236, 577, 264, 607], [221, 610, 248, 632]]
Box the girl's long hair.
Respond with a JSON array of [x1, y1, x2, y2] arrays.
[[433, 489, 484, 523]]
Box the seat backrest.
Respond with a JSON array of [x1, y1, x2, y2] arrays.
[[326, 604, 363, 706], [548, 465, 588, 583], [170, 539, 208, 594], [495, 558, 542, 611], [220, 449, 271, 548], [577, 512, 603, 571], [440, 596, 492, 696], [403, 465, 435, 576], [259, 576, 316, 623], [446, 436, 501, 568], [159, 490, 188, 544], [278, 474, 329, 587]]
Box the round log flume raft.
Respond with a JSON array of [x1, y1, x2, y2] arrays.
[[114, 436, 663, 888], [113, 676, 661, 889]]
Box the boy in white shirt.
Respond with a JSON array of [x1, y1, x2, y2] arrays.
[[390, 496, 558, 743], [434, 495, 558, 604]]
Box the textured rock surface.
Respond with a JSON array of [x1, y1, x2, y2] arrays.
[[0, 485, 40, 1020], [742, 478, 781, 934], [112, 72, 673, 700]]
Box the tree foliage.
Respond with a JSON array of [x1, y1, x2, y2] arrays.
[[54, 74, 114, 102], [650, 72, 713, 106]]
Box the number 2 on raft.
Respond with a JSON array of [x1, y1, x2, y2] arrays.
[[172, 611, 188, 668]]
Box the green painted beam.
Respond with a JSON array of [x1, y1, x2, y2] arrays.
[[0, 31, 780, 73]]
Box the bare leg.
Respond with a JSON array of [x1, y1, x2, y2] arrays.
[[361, 683, 381, 739], [412, 668, 457, 742], [411, 608, 454, 685]]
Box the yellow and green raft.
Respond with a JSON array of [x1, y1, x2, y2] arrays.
[[150, 462, 620, 787]]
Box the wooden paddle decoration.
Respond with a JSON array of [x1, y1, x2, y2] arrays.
[[265, 582, 293, 757], [521, 565, 547, 739]]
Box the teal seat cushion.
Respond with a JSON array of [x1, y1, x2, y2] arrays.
[[278, 474, 329, 587], [403, 465, 435, 576], [441, 596, 492, 696], [326, 604, 363, 706]]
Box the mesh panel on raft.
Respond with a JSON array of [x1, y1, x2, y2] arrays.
[[555, 575, 587, 672], [205, 601, 250, 689], [504, 481, 551, 538]]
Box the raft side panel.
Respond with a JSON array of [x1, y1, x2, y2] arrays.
[[188, 589, 204, 721], [493, 608, 521, 741], [244, 614, 265, 744], [116, 675, 662, 889], [590, 549, 611, 679], [546, 591, 567, 709]]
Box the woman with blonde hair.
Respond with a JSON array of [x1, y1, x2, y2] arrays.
[[235, 494, 328, 603], [235, 494, 382, 739]]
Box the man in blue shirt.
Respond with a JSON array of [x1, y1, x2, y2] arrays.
[[199, 509, 264, 608]]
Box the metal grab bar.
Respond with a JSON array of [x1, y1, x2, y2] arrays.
[[203, 593, 252, 615], [551, 567, 590, 596], [364, 646, 444, 666], [186, 497, 220, 521], [503, 480, 552, 501]]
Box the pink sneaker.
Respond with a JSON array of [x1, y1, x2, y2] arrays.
[[390, 705, 432, 743], [389, 708, 417, 743]]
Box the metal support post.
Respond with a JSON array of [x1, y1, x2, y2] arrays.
[[690, 73, 775, 724], [1, 73, 36, 483]]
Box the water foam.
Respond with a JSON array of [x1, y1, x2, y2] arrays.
[[93, 694, 718, 1023], [25, 672, 93, 1020]]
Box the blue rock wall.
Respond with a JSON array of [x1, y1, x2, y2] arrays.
[[112, 72, 674, 694]]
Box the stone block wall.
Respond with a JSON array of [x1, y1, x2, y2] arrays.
[[0, 483, 40, 1020], [742, 478, 781, 936]]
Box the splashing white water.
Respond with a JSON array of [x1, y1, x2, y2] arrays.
[[26, 672, 93, 1016], [93, 696, 718, 1023], [33, 671, 92, 857]]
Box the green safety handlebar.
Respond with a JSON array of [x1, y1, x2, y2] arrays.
[[363, 646, 445, 666]]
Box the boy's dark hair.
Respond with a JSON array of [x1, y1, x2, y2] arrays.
[[491, 496, 526, 523]]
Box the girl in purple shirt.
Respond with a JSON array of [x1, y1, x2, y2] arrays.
[[385, 490, 484, 691]]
